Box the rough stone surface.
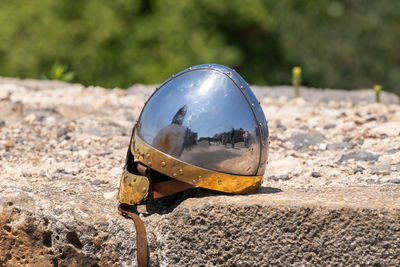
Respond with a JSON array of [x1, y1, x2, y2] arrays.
[[326, 142, 354, 151], [287, 131, 326, 150], [338, 151, 380, 163], [157, 191, 400, 266], [1, 78, 400, 266]]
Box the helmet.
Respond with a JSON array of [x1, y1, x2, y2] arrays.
[[119, 64, 269, 206]]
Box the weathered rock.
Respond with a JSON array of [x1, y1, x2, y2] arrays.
[[3, 140, 14, 151], [327, 142, 354, 151], [268, 175, 278, 181], [353, 166, 365, 174], [342, 136, 352, 143], [276, 123, 287, 131], [323, 124, 336, 130], [395, 164, 400, 172], [311, 171, 321, 178], [1, 78, 400, 266], [251, 85, 400, 104], [1, 188, 400, 266], [299, 125, 309, 130], [369, 122, 400, 137], [279, 174, 290, 181], [370, 165, 392, 176], [57, 126, 70, 138], [287, 131, 326, 150], [386, 148, 400, 154], [338, 151, 379, 163], [155, 192, 400, 266], [92, 179, 101, 186]]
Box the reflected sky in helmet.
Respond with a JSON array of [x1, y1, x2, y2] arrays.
[[138, 69, 258, 141], [136, 66, 264, 175]]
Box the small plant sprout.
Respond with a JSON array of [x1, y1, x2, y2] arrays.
[[41, 63, 75, 82], [292, 66, 302, 97], [374, 84, 382, 103]]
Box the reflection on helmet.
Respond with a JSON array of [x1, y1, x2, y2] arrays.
[[119, 64, 269, 206]]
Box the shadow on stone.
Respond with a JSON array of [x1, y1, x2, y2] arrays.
[[258, 186, 283, 194], [144, 188, 229, 215], [140, 186, 282, 216]]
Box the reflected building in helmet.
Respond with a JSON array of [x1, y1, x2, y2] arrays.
[[152, 104, 198, 158]]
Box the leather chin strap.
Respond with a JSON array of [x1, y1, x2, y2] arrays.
[[118, 205, 148, 267], [153, 180, 193, 199], [118, 162, 194, 267]]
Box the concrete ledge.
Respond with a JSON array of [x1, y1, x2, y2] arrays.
[[1, 188, 399, 266]]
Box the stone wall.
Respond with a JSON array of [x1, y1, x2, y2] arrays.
[[0, 78, 399, 266]]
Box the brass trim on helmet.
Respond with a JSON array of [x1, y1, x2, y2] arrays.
[[119, 167, 150, 205], [131, 130, 262, 194]]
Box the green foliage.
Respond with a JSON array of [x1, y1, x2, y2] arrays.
[[292, 66, 302, 97], [374, 85, 382, 103], [0, 0, 399, 95], [41, 63, 75, 82]]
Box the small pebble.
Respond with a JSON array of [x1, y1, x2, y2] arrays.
[[101, 151, 113, 156], [23, 173, 32, 178], [379, 115, 388, 122], [56, 169, 73, 175], [365, 117, 376, 122], [311, 172, 321, 178], [353, 167, 364, 174], [299, 125, 309, 130], [380, 133, 389, 139], [4, 140, 14, 151], [395, 164, 400, 172], [57, 126, 70, 138], [323, 124, 336, 130], [342, 137, 352, 143], [268, 175, 278, 181], [92, 179, 101, 186], [277, 123, 287, 131], [50, 174, 60, 180], [279, 174, 290, 181], [358, 139, 364, 145], [389, 179, 400, 184], [318, 143, 327, 151], [125, 115, 135, 122]]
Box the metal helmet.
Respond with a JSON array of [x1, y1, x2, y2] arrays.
[[119, 64, 269, 206]]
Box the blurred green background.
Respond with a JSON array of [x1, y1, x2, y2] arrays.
[[0, 0, 399, 95]]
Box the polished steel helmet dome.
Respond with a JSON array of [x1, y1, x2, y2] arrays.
[[119, 64, 269, 205]]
